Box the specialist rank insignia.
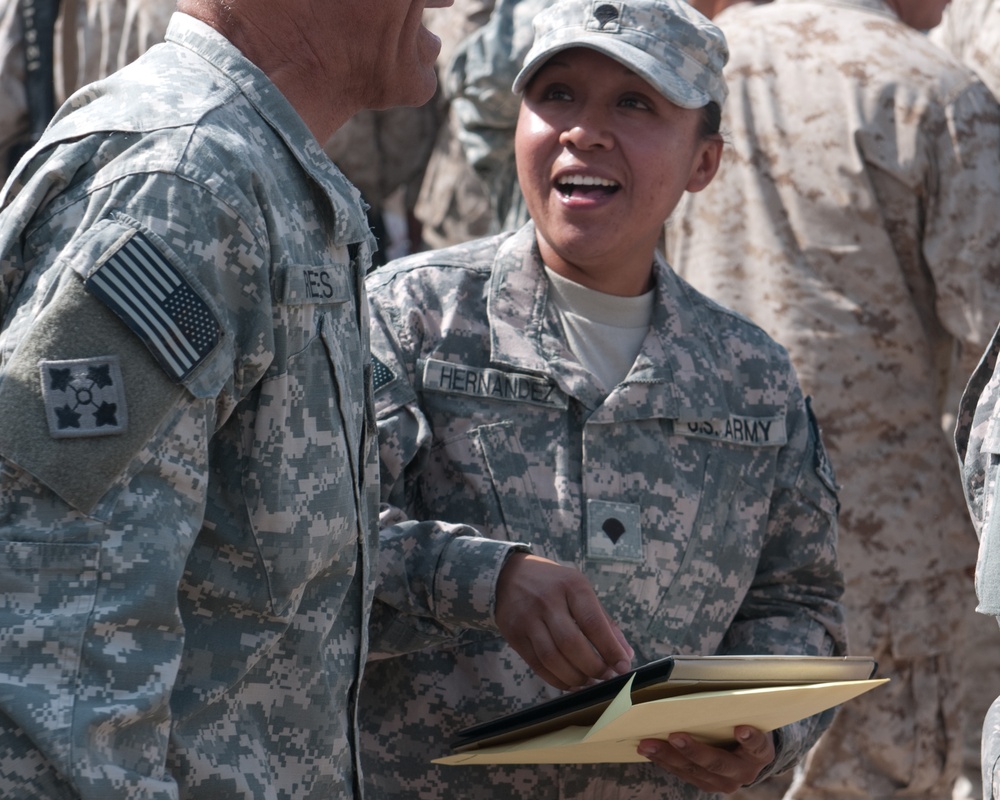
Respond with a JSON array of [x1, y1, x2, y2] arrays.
[[39, 356, 128, 438]]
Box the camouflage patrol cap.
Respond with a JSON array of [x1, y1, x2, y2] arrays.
[[512, 0, 729, 109]]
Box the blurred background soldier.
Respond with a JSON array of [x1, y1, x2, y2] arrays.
[[323, 104, 440, 265], [0, 0, 172, 182], [411, 0, 496, 250], [666, 1, 1000, 799], [930, 0, 999, 101], [445, 0, 551, 234]]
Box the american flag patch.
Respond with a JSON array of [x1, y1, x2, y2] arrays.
[[372, 355, 395, 391], [85, 230, 222, 381]]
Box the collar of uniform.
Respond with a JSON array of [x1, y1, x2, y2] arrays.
[[164, 13, 371, 247], [486, 223, 730, 421], [632, 252, 730, 423], [487, 224, 604, 407]]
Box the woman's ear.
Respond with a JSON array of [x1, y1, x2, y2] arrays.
[[685, 135, 723, 193]]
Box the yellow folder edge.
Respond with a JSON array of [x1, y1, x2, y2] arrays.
[[433, 677, 889, 765]]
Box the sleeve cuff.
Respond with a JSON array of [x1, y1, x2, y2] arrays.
[[432, 536, 531, 631]]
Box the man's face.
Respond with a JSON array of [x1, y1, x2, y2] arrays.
[[336, 0, 453, 109], [885, 0, 951, 29]]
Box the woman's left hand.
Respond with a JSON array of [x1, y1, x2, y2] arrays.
[[636, 726, 776, 794]]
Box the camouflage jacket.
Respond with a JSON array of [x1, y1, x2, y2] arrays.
[[956, 323, 1000, 618], [361, 224, 845, 799], [930, 0, 1000, 102], [446, 0, 551, 232], [0, 13, 382, 800], [0, 0, 174, 184], [668, 0, 1000, 607]]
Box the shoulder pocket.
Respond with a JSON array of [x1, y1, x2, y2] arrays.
[[0, 270, 185, 514], [0, 535, 100, 766]]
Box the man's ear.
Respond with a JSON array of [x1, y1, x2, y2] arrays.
[[686, 135, 723, 193]]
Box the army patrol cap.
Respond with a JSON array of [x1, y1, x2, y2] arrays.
[[512, 0, 729, 109]]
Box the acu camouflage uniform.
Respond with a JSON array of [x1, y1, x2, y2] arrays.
[[360, 223, 846, 800], [412, 0, 496, 250], [0, 12, 401, 799], [933, 0, 1000, 778], [928, 9, 1000, 798], [447, 0, 553, 234], [666, 1, 1000, 797], [956, 324, 1000, 800]]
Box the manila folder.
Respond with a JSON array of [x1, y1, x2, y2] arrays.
[[434, 672, 886, 766]]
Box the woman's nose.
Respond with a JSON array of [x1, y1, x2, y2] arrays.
[[558, 111, 614, 150]]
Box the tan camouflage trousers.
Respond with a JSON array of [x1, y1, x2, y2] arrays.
[[735, 574, 970, 800]]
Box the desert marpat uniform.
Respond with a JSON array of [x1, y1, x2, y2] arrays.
[[667, 1, 1000, 797], [930, 0, 1000, 101], [360, 223, 846, 800], [2, 12, 385, 799], [957, 324, 1000, 800]]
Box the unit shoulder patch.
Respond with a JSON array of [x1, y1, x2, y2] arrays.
[[40, 356, 128, 438]]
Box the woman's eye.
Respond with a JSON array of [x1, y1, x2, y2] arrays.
[[544, 86, 573, 102], [620, 96, 651, 111]]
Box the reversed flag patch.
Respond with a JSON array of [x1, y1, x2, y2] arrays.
[[372, 355, 396, 392], [40, 356, 128, 438], [85, 230, 221, 381]]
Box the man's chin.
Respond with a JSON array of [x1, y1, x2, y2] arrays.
[[375, 73, 438, 110]]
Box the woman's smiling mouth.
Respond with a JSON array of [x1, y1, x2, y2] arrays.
[[555, 174, 621, 197]]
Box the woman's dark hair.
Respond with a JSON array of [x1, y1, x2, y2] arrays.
[[699, 101, 722, 138]]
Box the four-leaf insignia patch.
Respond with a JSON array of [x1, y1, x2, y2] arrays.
[[40, 357, 128, 438]]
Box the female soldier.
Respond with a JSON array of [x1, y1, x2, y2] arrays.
[[362, 1, 845, 797]]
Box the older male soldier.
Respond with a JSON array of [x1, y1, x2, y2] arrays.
[[667, 0, 1000, 798], [0, 0, 634, 797]]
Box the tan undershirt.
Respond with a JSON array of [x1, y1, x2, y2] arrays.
[[544, 266, 654, 393]]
